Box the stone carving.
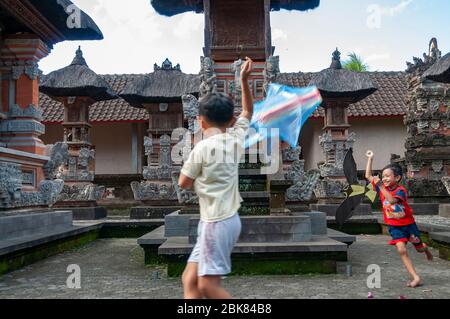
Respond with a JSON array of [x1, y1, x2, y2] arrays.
[[263, 56, 280, 95], [39, 179, 65, 206], [130, 181, 178, 201], [182, 94, 200, 133], [58, 184, 105, 201], [0, 163, 22, 208], [79, 148, 95, 167], [8, 104, 42, 120], [286, 169, 321, 201], [318, 132, 355, 178], [199, 56, 217, 97], [406, 178, 448, 197], [0, 119, 45, 134], [0, 162, 64, 208], [231, 59, 243, 105], [403, 39, 449, 198], [144, 135, 153, 156], [282, 146, 301, 162], [442, 176, 450, 195], [406, 38, 442, 74], [154, 58, 181, 71], [11, 61, 42, 80], [43, 142, 69, 179], [171, 172, 198, 204], [314, 179, 346, 199], [143, 135, 173, 180]]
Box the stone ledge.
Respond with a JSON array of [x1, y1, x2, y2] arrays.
[[0, 223, 102, 257], [430, 232, 450, 244], [158, 235, 347, 256]]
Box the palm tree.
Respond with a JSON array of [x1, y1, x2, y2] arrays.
[[343, 52, 369, 72]]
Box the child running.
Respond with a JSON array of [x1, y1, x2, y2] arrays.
[[365, 150, 433, 288], [178, 57, 254, 299]]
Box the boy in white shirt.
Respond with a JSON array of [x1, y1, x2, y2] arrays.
[[178, 57, 254, 299]]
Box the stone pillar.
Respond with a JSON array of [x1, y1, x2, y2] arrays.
[[403, 39, 450, 202], [0, 35, 49, 155], [315, 100, 355, 202], [54, 96, 106, 218]]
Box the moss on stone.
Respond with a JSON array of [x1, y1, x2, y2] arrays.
[[99, 226, 159, 238], [0, 230, 100, 276], [165, 251, 346, 277]]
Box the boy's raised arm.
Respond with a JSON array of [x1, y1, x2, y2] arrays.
[[240, 57, 254, 121], [365, 150, 374, 181]]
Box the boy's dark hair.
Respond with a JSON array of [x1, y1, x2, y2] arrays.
[[382, 163, 403, 180], [199, 92, 234, 126]]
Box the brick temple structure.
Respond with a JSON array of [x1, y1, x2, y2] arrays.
[[0, 0, 103, 209]]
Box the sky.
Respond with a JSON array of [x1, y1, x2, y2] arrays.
[[39, 0, 450, 75]]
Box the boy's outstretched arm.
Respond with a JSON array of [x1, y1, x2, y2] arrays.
[[365, 150, 374, 181], [240, 57, 254, 121], [179, 174, 194, 190]]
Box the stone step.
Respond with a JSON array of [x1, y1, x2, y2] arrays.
[[158, 235, 347, 256], [0, 211, 73, 240], [188, 215, 312, 244]]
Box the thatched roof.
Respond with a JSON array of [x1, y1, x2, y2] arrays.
[[423, 52, 450, 83], [40, 47, 117, 102], [41, 71, 407, 124], [308, 49, 377, 102], [119, 59, 201, 106], [30, 0, 103, 41], [150, 0, 320, 17], [0, 1, 103, 46]]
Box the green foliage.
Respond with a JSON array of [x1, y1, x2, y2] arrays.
[[343, 52, 369, 72]]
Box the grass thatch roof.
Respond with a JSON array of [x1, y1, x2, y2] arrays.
[[423, 52, 450, 83], [29, 0, 103, 41], [308, 49, 377, 102], [119, 65, 201, 106], [40, 47, 117, 102], [150, 0, 320, 17]]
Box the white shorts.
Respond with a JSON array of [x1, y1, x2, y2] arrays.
[[188, 213, 241, 276]]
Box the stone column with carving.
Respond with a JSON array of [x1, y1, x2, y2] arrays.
[[404, 39, 449, 201], [0, 35, 48, 155]]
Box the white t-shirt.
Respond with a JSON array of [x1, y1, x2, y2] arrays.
[[181, 117, 250, 222]]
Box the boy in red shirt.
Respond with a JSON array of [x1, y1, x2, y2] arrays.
[[365, 150, 433, 288]]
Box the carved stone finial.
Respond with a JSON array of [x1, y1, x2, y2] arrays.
[[154, 58, 181, 71], [406, 38, 442, 74], [330, 48, 342, 70], [71, 46, 88, 67]]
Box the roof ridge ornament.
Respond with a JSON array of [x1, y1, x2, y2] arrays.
[[154, 58, 181, 71], [70, 46, 88, 67], [330, 48, 342, 70]]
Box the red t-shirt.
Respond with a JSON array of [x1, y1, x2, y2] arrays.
[[371, 181, 415, 226]]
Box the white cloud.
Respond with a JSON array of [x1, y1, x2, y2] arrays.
[[383, 0, 414, 16], [272, 28, 288, 41], [172, 13, 203, 39], [366, 53, 391, 62]]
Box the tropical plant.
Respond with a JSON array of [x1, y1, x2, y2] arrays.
[[343, 52, 369, 72]]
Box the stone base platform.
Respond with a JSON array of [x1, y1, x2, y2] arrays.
[[158, 235, 348, 276], [0, 210, 102, 275], [130, 206, 181, 219], [439, 204, 450, 218], [70, 206, 107, 220], [310, 203, 372, 217]]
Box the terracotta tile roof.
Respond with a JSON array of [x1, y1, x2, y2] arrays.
[[41, 71, 408, 124], [275, 71, 408, 118]]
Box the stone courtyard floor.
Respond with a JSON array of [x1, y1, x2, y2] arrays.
[[0, 235, 449, 299]]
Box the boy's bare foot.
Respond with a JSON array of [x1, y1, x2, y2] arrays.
[[407, 277, 422, 288], [424, 247, 433, 261]]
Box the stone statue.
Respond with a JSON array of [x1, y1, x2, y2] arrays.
[[199, 57, 217, 97]]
